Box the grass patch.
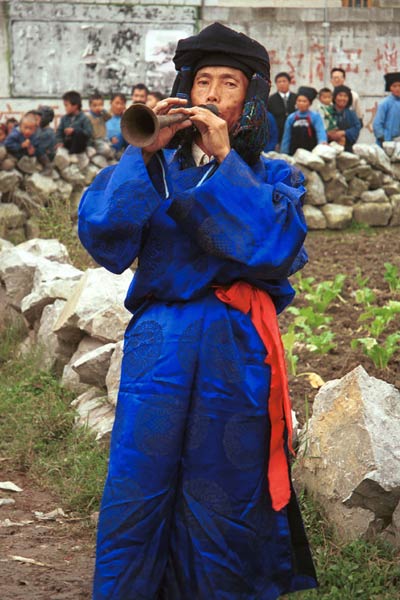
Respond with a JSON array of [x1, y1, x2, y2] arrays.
[[283, 492, 400, 599], [37, 196, 95, 271], [0, 326, 108, 514]]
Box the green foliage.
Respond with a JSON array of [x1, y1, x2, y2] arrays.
[[303, 274, 346, 313], [384, 262, 400, 293], [352, 300, 400, 368], [0, 333, 108, 514], [281, 325, 299, 376]]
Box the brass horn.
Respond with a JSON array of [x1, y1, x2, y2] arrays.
[[120, 103, 219, 148]]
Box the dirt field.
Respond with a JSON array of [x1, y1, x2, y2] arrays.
[[0, 227, 399, 599], [280, 227, 400, 423]]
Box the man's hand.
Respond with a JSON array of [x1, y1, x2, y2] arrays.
[[142, 98, 192, 164], [64, 127, 74, 136], [189, 106, 231, 163], [21, 139, 31, 149]]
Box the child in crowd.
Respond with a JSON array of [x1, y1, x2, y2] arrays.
[[315, 87, 336, 131], [106, 92, 126, 152], [56, 90, 93, 154], [5, 118, 18, 135], [36, 105, 56, 174], [146, 91, 164, 110], [5, 113, 39, 159], [0, 123, 7, 145], [280, 86, 327, 155], [373, 72, 400, 144], [88, 92, 113, 157]]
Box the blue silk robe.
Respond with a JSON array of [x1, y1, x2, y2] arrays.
[[78, 145, 317, 599]]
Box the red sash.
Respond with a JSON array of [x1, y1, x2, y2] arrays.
[[215, 281, 294, 511]]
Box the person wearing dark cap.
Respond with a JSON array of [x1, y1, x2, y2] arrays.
[[79, 22, 317, 600], [280, 86, 327, 155], [267, 72, 297, 144], [328, 85, 361, 152], [373, 72, 400, 145]]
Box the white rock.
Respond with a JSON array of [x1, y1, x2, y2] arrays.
[[0, 238, 13, 252], [37, 299, 70, 370], [17, 238, 70, 263], [72, 388, 115, 441], [21, 259, 83, 324], [0, 498, 16, 506], [336, 151, 361, 171], [0, 203, 26, 229], [53, 268, 133, 344], [312, 144, 337, 162], [106, 340, 123, 405], [61, 336, 106, 393], [353, 143, 393, 175], [91, 155, 108, 169], [0, 481, 23, 492], [54, 147, 71, 171], [360, 189, 389, 204], [72, 342, 116, 388], [303, 205, 327, 229], [17, 156, 40, 174], [293, 148, 325, 171], [0, 247, 43, 307], [303, 171, 326, 206], [0, 170, 23, 193], [25, 172, 59, 199], [321, 204, 353, 229], [353, 202, 393, 226], [297, 366, 400, 543]]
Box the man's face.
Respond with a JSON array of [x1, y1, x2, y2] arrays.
[[132, 89, 147, 104], [111, 96, 126, 116], [191, 66, 248, 131], [275, 76, 290, 94], [390, 82, 400, 97], [90, 98, 104, 115], [20, 119, 37, 138], [331, 70, 345, 87], [335, 91, 350, 110]]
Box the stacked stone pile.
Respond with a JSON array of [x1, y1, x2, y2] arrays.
[[0, 237, 132, 440], [264, 142, 400, 230], [0, 146, 115, 244], [1, 237, 400, 547]]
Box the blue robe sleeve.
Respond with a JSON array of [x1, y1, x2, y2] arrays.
[[168, 150, 307, 279], [280, 113, 295, 154], [78, 146, 165, 273], [344, 110, 362, 146], [311, 111, 328, 144], [373, 101, 387, 143], [264, 113, 279, 152]]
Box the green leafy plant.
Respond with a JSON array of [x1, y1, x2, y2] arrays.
[[304, 274, 346, 313], [282, 325, 299, 376], [383, 262, 400, 293], [352, 333, 400, 369], [306, 330, 336, 354]]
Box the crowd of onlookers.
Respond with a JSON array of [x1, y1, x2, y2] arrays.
[[0, 83, 166, 174], [266, 67, 400, 155], [0, 69, 399, 173]]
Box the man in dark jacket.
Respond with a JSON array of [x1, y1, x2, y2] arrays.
[[267, 72, 297, 144]]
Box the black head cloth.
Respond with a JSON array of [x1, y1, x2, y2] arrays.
[[297, 86, 317, 103], [333, 85, 353, 107], [169, 23, 271, 165], [384, 72, 400, 92]]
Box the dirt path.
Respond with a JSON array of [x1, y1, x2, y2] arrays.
[[0, 470, 94, 600]]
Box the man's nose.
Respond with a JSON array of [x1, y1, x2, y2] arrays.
[[206, 83, 220, 103]]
